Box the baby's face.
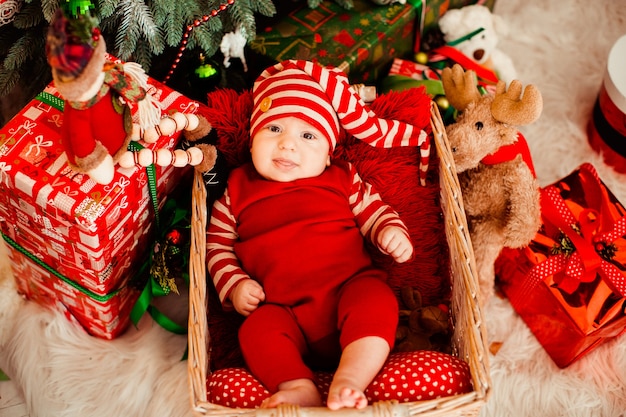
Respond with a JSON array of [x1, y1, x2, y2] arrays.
[[251, 116, 331, 182]]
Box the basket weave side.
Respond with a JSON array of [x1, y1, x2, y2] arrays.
[[188, 170, 211, 412], [187, 103, 491, 417], [430, 103, 491, 402]]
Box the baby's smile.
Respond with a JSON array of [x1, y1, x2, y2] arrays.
[[272, 157, 298, 170]]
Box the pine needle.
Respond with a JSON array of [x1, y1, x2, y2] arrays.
[[0, 68, 20, 97], [249, 0, 277, 17], [114, 0, 164, 61], [4, 32, 40, 70], [12, 2, 45, 29], [190, 24, 221, 58], [132, 38, 153, 71], [41, 0, 62, 22], [1, 0, 282, 96], [99, 0, 121, 19]]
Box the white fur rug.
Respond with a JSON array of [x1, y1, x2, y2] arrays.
[[1, 1, 626, 416]]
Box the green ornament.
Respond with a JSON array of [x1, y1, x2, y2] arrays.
[[187, 53, 222, 102], [195, 64, 218, 79], [63, 0, 95, 18]]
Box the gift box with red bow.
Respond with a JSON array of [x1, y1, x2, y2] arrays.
[[496, 163, 626, 368], [0, 76, 195, 339]]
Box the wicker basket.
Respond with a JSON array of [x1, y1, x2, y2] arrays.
[[187, 102, 491, 417]]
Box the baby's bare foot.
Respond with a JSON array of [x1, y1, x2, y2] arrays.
[[260, 379, 322, 408], [326, 386, 368, 410]]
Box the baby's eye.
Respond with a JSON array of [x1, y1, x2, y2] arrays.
[[268, 125, 281, 133], [302, 132, 316, 140]]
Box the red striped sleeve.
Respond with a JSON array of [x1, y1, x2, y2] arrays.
[[206, 189, 250, 308], [347, 163, 410, 246]]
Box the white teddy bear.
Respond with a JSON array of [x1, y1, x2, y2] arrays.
[[438, 4, 517, 84]]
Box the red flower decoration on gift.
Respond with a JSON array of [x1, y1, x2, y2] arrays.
[[333, 29, 355, 47]]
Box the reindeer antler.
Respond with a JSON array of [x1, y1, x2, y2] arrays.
[[491, 80, 543, 126], [441, 64, 481, 112]]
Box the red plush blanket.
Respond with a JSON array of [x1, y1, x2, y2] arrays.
[[196, 86, 450, 370]]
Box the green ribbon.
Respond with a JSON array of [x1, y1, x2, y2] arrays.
[[446, 27, 485, 47], [36, 91, 65, 111], [127, 141, 161, 230], [1, 232, 121, 302], [0, 369, 10, 381], [129, 197, 189, 335], [380, 75, 445, 96], [130, 277, 187, 334]]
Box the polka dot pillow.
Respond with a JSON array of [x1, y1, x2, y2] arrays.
[[206, 350, 472, 408]]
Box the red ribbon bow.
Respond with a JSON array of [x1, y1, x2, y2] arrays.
[[525, 165, 626, 299]]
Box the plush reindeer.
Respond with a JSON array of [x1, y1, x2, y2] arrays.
[[441, 64, 543, 304]]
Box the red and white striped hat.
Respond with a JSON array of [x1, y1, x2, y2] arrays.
[[250, 60, 431, 184]]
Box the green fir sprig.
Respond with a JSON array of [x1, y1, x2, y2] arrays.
[[0, 0, 356, 111], [0, 0, 277, 104]]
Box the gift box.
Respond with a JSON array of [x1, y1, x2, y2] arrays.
[[496, 163, 626, 368], [5, 241, 143, 338], [0, 74, 197, 339], [249, 0, 416, 84], [387, 55, 498, 91]]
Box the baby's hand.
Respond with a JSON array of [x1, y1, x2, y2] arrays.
[[230, 279, 266, 316], [377, 226, 414, 263]]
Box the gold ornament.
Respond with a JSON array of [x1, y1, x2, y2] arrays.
[[435, 96, 450, 111], [414, 51, 429, 65]]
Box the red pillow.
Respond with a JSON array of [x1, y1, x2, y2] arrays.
[[206, 350, 472, 408]]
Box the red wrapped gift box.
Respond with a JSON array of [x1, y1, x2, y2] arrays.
[[496, 163, 626, 367], [6, 243, 142, 338], [0, 74, 197, 339]]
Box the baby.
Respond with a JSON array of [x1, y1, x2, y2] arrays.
[[206, 60, 428, 409]]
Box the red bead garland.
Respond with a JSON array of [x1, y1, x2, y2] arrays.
[[163, 0, 235, 84]]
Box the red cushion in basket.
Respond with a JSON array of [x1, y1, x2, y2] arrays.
[[206, 350, 472, 408]]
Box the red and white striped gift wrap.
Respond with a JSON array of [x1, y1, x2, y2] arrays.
[[0, 77, 196, 339]]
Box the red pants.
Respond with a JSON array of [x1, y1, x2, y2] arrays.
[[238, 274, 398, 392]]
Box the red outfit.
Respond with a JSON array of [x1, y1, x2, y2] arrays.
[[207, 161, 406, 391], [60, 64, 146, 172], [61, 91, 129, 166]]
